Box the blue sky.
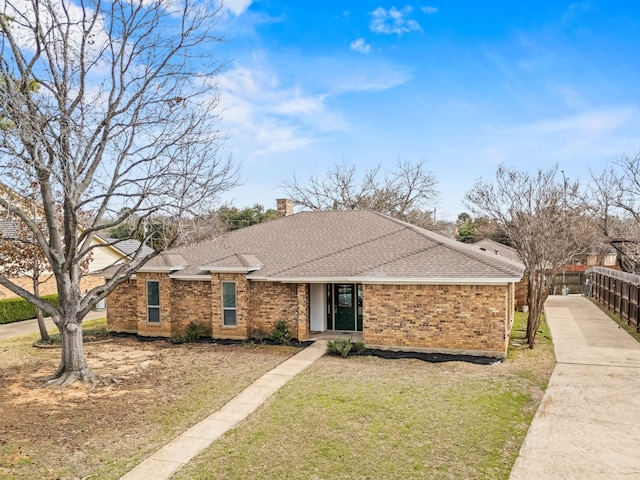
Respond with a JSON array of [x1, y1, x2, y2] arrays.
[[213, 1, 640, 220]]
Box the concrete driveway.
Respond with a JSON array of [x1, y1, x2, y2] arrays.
[[510, 295, 640, 479]]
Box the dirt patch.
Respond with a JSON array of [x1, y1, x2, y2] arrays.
[[0, 336, 297, 479]]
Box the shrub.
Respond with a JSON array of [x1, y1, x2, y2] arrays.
[[327, 338, 353, 358], [327, 338, 367, 358], [271, 319, 291, 345], [353, 341, 367, 354], [0, 294, 59, 325], [171, 322, 208, 344], [247, 325, 270, 342]]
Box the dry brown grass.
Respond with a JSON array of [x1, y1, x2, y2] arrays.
[[0, 327, 298, 479]]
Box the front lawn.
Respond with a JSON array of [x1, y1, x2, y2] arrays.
[[176, 312, 555, 479]]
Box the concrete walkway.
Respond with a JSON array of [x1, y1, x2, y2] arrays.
[[0, 310, 106, 340], [121, 339, 327, 480], [510, 295, 640, 479]]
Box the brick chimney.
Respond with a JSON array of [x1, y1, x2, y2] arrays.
[[276, 198, 294, 217]]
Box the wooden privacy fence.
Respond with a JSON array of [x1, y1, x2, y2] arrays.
[[587, 266, 640, 332]]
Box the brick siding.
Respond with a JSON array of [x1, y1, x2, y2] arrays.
[[247, 281, 300, 338], [107, 279, 139, 333], [106, 275, 514, 356], [169, 279, 212, 335], [363, 283, 512, 356], [211, 273, 249, 340]]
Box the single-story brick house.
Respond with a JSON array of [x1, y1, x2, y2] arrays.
[[107, 201, 524, 358]]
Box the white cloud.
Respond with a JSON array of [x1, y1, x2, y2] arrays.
[[421, 6, 439, 14], [513, 107, 638, 137], [3, 0, 109, 55], [370, 6, 421, 35], [217, 63, 347, 157], [223, 0, 253, 16], [350, 38, 371, 54]]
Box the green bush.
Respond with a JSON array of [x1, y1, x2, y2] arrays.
[[327, 338, 353, 358], [327, 338, 366, 358], [0, 294, 59, 325], [271, 319, 291, 345], [171, 322, 208, 344], [352, 340, 367, 354]]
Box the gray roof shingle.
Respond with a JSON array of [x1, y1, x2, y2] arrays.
[[144, 211, 524, 283]]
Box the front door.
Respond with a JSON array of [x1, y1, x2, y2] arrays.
[[334, 284, 356, 330]]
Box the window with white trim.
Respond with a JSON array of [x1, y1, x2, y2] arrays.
[[147, 280, 160, 323], [222, 281, 237, 326]]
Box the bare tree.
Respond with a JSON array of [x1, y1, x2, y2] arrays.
[[280, 159, 439, 223], [465, 165, 595, 348], [0, 215, 52, 342], [586, 164, 623, 238], [614, 153, 640, 225], [0, 0, 238, 385], [0, 210, 92, 343], [587, 154, 640, 272]]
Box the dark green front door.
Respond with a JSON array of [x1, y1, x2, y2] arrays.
[[334, 284, 356, 330]]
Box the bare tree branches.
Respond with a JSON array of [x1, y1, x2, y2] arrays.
[[465, 164, 596, 348], [280, 159, 439, 223], [0, 0, 237, 384]]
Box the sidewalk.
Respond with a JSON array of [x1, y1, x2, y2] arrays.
[[510, 295, 640, 479], [121, 339, 327, 480], [0, 309, 106, 340]]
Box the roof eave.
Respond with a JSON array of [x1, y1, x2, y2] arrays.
[[199, 266, 260, 273], [247, 275, 522, 285], [137, 265, 187, 273]]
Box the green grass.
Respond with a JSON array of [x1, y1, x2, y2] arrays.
[[176, 311, 555, 480]]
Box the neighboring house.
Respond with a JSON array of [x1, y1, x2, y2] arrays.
[[0, 183, 153, 301], [0, 229, 153, 300], [107, 201, 524, 358]]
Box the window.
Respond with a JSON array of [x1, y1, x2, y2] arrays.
[[222, 281, 237, 326], [147, 280, 160, 323]]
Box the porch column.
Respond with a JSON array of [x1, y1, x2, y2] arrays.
[[296, 284, 310, 340]]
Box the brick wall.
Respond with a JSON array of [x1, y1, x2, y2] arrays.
[[247, 281, 299, 338], [295, 284, 310, 340], [107, 279, 139, 333], [170, 280, 212, 335], [363, 283, 512, 357], [107, 274, 175, 336], [211, 273, 249, 340], [105, 273, 515, 356]]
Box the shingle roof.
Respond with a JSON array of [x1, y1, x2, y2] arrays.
[[98, 237, 155, 259], [473, 238, 523, 264], [143, 211, 524, 283]]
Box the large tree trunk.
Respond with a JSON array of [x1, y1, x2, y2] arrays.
[[48, 319, 96, 386]]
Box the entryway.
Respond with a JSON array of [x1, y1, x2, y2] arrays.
[[327, 283, 363, 332]]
